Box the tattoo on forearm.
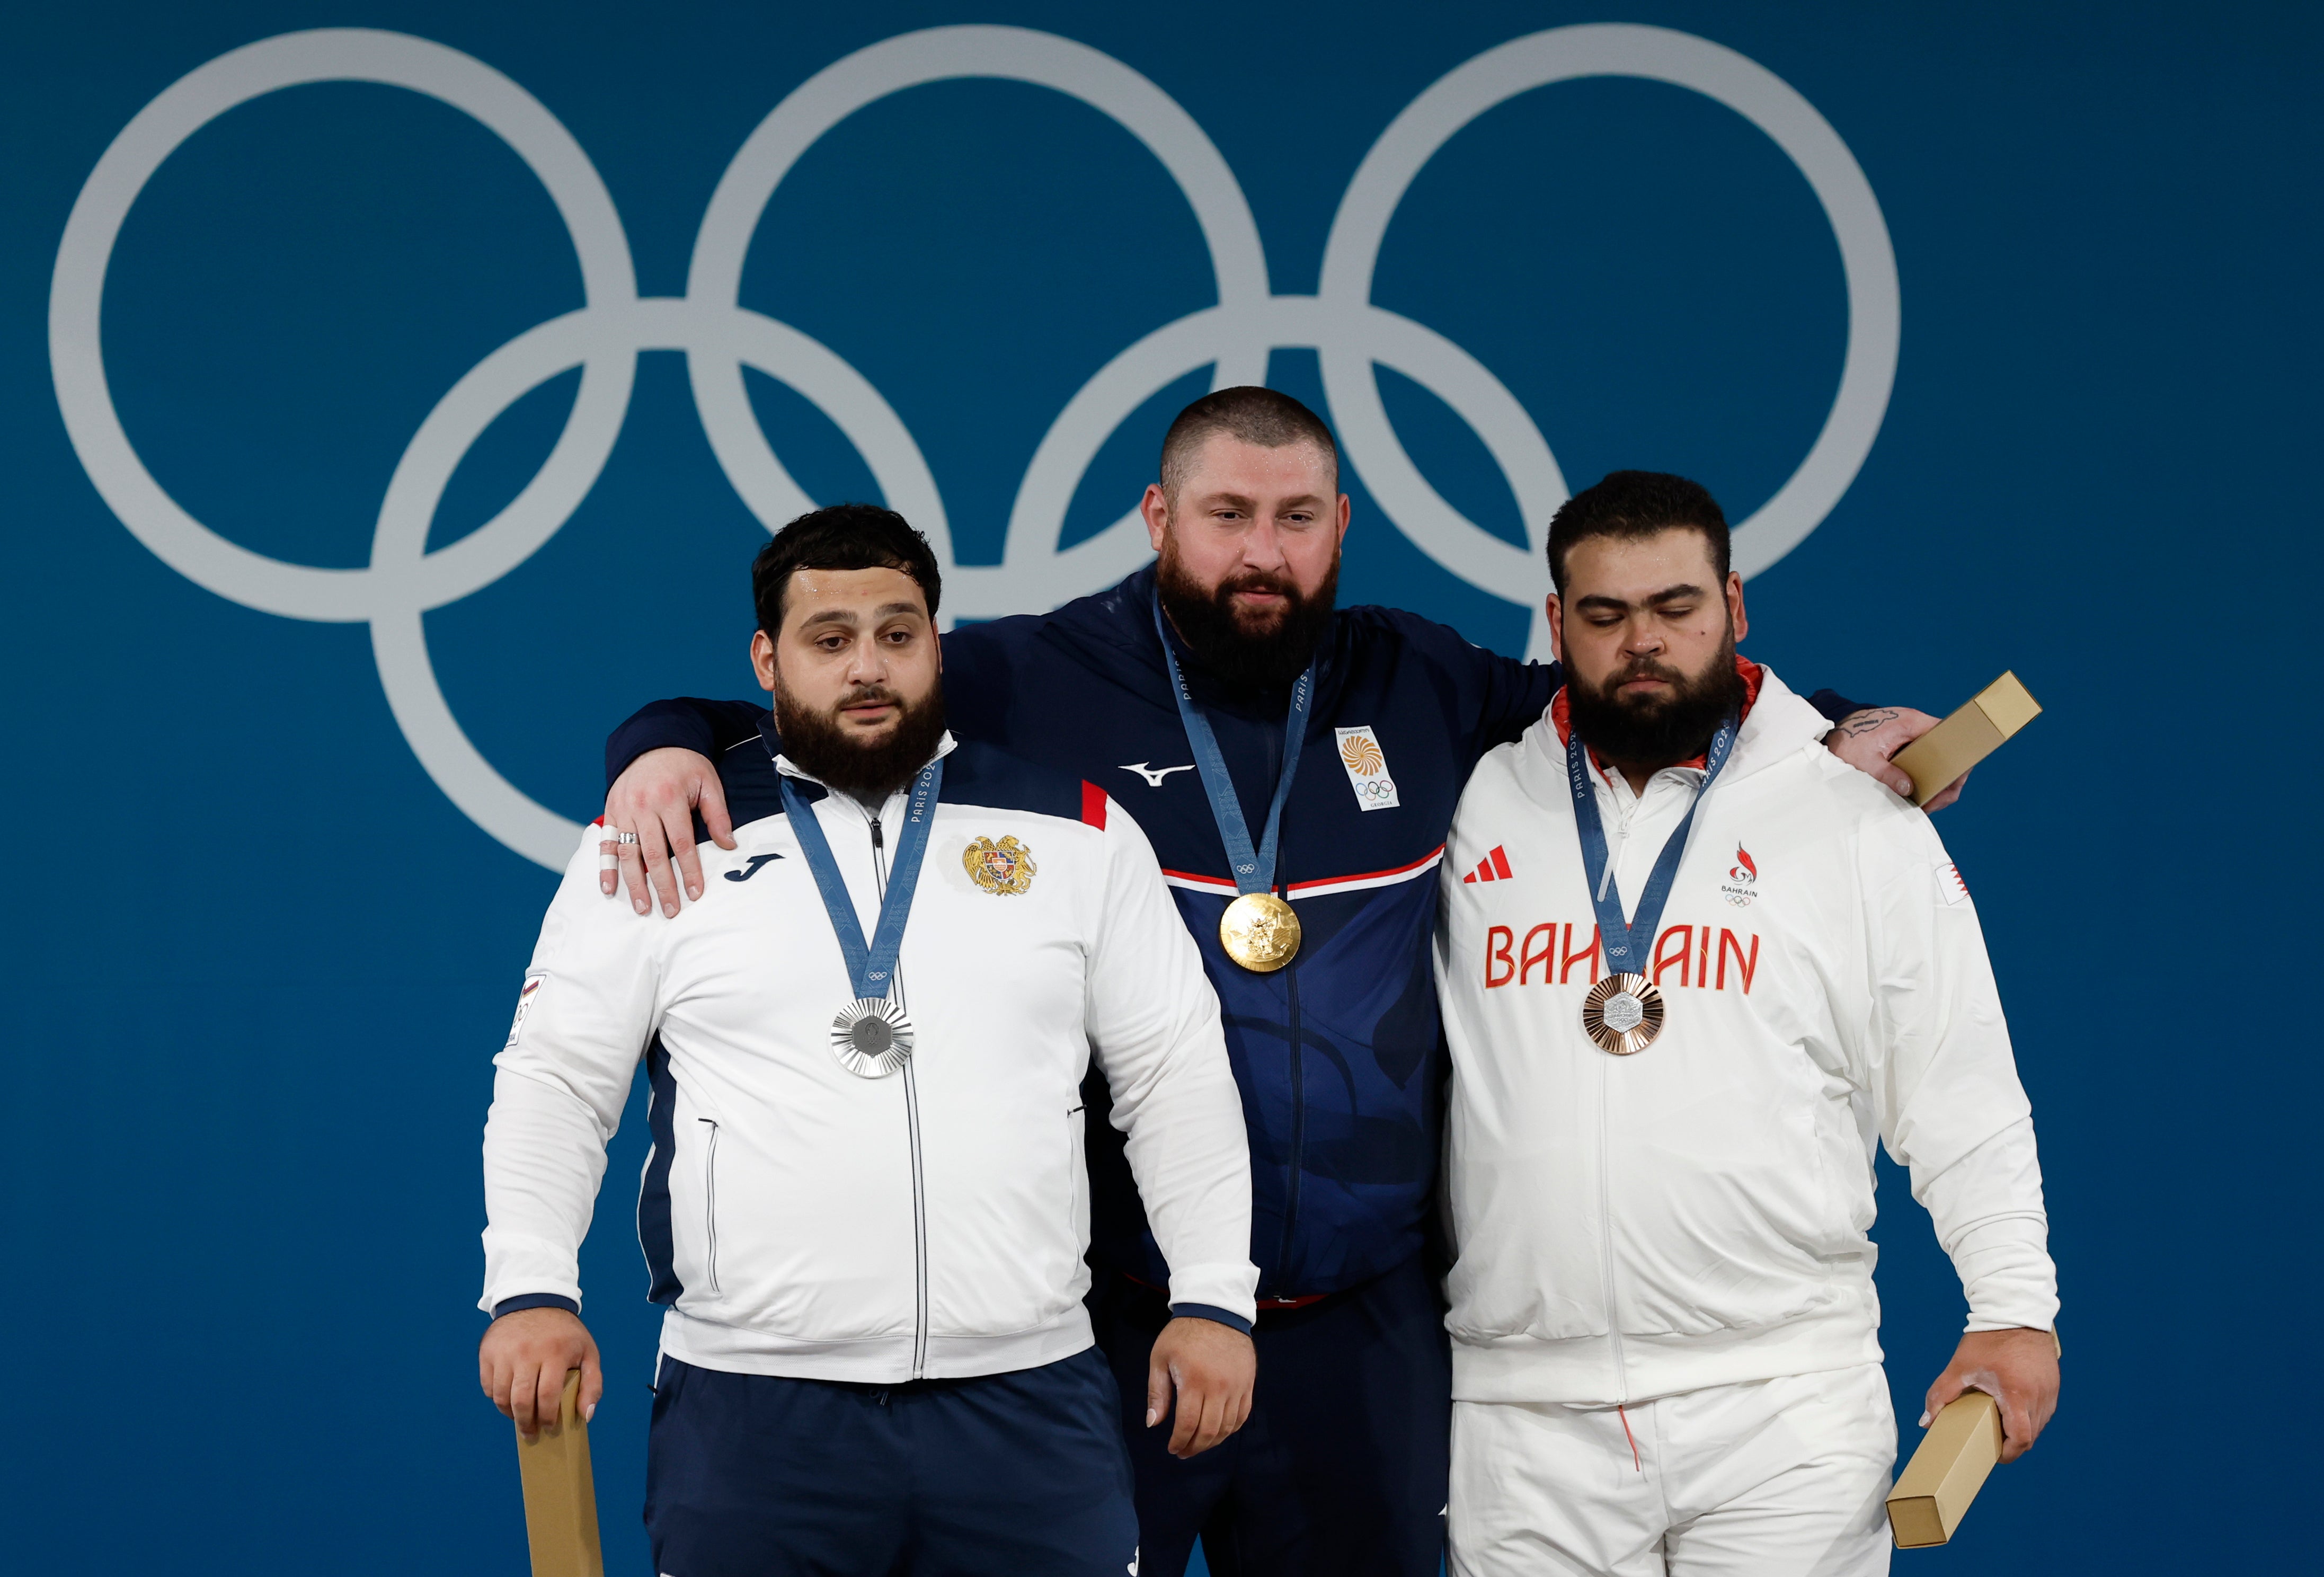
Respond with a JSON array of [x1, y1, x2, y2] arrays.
[[1838, 708, 1901, 738]]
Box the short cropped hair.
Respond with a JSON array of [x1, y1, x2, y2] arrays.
[[1159, 386, 1340, 501], [1546, 471, 1731, 595], [751, 503, 942, 634]]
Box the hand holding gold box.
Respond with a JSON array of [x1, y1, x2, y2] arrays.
[[1886, 1390, 2002, 1548], [514, 1368, 605, 1577], [1891, 673, 2043, 807]]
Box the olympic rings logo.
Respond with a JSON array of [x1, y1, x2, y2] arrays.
[[48, 24, 1897, 870]]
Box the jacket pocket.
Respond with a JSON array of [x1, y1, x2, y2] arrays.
[[697, 1117, 722, 1296], [1066, 1105, 1088, 1247]]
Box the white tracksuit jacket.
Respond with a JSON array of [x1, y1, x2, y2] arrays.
[[1434, 665, 2057, 1405], [481, 731, 1258, 1382]]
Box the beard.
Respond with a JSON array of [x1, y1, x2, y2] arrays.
[[1565, 629, 1747, 772], [771, 673, 949, 802], [1156, 541, 1340, 692]]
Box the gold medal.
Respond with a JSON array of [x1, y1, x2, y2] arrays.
[[1581, 973, 1663, 1055], [1219, 892, 1301, 972]]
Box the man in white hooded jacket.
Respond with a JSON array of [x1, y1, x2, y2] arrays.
[[477, 505, 1258, 1577], [1434, 472, 2059, 1576]]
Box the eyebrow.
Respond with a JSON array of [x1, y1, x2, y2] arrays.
[[796, 601, 925, 630], [1200, 492, 1326, 510], [1574, 582, 1709, 613]]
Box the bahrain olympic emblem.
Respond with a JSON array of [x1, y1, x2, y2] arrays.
[[964, 836, 1037, 897], [48, 24, 1899, 870]]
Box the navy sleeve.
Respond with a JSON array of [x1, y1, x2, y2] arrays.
[[1470, 649, 1564, 757], [1804, 689, 1868, 724], [1169, 1301, 1255, 1335], [490, 1292, 580, 1319], [606, 697, 769, 787]]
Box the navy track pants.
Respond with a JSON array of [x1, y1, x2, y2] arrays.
[[645, 1348, 1140, 1577], [1089, 1253, 1452, 1577]]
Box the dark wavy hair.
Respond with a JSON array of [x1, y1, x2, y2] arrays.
[[1546, 471, 1730, 595], [751, 503, 942, 634]]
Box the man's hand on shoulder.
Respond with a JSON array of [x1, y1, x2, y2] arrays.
[[478, 1306, 603, 1439], [1921, 1327, 2060, 1464], [605, 747, 733, 916], [1823, 707, 1971, 811], [1146, 1316, 1256, 1459]]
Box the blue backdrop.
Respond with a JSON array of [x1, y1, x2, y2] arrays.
[[5, 2, 2315, 1571]]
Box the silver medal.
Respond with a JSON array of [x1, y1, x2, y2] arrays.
[[831, 997, 913, 1078]]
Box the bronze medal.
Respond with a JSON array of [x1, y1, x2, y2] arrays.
[[1581, 972, 1663, 1056], [1219, 892, 1301, 972]]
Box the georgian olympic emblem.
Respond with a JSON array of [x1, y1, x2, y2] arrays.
[[49, 24, 1899, 871], [963, 836, 1037, 896]]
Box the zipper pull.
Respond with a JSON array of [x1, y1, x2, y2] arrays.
[[870, 818, 884, 850]]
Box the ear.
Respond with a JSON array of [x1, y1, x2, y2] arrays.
[[1141, 483, 1170, 553], [1334, 492, 1351, 547], [1725, 571, 1748, 645], [750, 627, 778, 695], [1546, 593, 1566, 663]]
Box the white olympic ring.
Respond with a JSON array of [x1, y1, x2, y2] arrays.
[[48, 22, 1898, 871]]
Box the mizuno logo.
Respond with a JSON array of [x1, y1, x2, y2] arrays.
[[1461, 846, 1514, 884], [724, 853, 784, 882], [1120, 763, 1195, 787]]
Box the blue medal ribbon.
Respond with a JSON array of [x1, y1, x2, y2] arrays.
[[779, 757, 944, 999], [1153, 595, 1315, 898], [1566, 711, 1738, 978]]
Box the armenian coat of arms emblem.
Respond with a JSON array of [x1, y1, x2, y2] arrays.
[[963, 836, 1037, 896]]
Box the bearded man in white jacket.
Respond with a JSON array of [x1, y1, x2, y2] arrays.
[[1434, 471, 2060, 1576], [476, 504, 1259, 1577]]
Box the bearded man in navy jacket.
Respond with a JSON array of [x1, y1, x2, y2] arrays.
[[598, 388, 1953, 1577]]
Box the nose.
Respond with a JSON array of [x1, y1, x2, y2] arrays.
[[844, 633, 889, 684], [1241, 516, 1290, 572], [1621, 615, 1665, 656]]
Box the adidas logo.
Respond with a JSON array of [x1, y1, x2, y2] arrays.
[[1462, 846, 1514, 884]]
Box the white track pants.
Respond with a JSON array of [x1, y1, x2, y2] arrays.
[[1448, 1365, 1896, 1577]]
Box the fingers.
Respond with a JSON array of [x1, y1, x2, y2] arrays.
[[617, 837, 653, 913], [579, 1346, 604, 1424], [1997, 1388, 2037, 1463], [1870, 761, 1917, 800], [1922, 768, 1973, 813], [639, 814, 682, 918], [533, 1363, 570, 1439], [666, 809, 705, 910], [1920, 1370, 1967, 1428], [1166, 1361, 1200, 1458], [1146, 1345, 1171, 1431], [508, 1356, 542, 1438], [699, 773, 737, 852]]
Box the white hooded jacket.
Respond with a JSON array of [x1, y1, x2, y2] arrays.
[[482, 729, 1257, 1383], [1434, 665, 2057, 1405]]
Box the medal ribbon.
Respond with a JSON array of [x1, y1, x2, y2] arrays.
[[1566, 712, 1738, 978], [779, 757, 944, 999], [1153, 595, 1316, 898]]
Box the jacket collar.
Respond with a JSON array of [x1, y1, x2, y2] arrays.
[[757, 714, 958, 799]]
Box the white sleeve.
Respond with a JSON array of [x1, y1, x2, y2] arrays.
[[1862, 821, 2060, 1334], [479, 828, 661, 1315], [1081, 798, 1258, 1325]]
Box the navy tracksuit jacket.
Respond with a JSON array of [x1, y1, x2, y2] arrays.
[[608, 564, 1860, 1305]]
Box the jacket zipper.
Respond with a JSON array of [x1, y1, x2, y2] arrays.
[[1595, 1051, 1627, 1402], [1277, 959, 1305, 1274], [866, 810, 932, 1378], [1596, 776, 1631, 1401], [1259, 710, 1307, 1283], [697, 1117, 722, 1295]]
